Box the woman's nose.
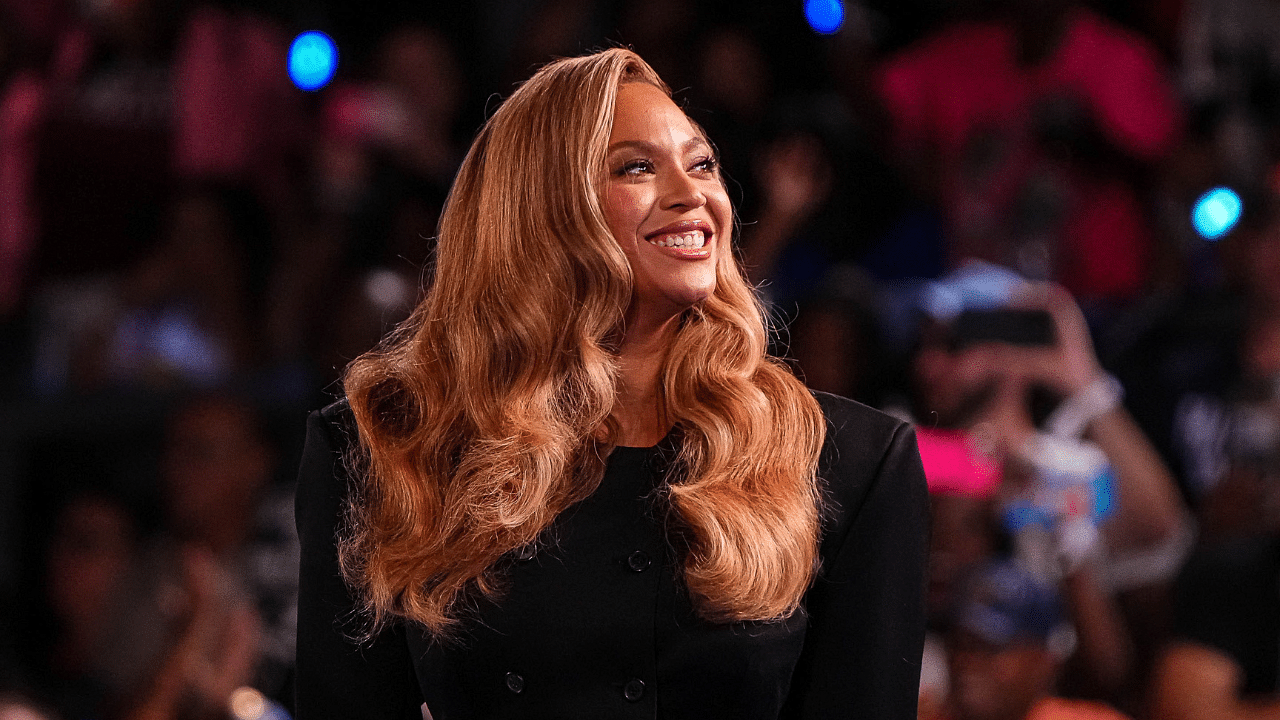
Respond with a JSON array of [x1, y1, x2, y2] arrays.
[[660, 169, 707, 210]]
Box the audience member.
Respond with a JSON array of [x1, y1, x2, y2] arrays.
[[1112, 189, 1280, 530], [691, 24, 772, 210], [29, 0, 183, 288], [936, 558, 1132, 720], [915, 425, 1005, 720], [262, 24, 468, 383], [42, 394, 299, 719], [1150, 532, 1280, 720], [21, 486, 142, 720], [905, 264, 1189, 706], [787, 265, 896, 408], [172, 2, 304, 204], [876, 0, 1182, 304]]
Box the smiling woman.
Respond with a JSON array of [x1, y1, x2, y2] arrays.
[[294, 48, 928, 720], [603, 82, 728, 325]]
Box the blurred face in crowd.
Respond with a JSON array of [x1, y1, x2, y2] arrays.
[[791, 302, 862, 398], [602, 82, 732, 327], [162, 397, 271, 550], [47, 494, 136, 646], [913, 327, 1001, 428]]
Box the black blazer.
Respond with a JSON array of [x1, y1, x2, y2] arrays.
[[294, 392, 928, 719]]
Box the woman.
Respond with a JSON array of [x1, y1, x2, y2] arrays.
[[294, 48, 928, 719]]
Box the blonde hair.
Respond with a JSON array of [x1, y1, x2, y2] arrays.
[[341, 48, 825, 637]]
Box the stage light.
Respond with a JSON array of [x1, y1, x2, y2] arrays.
[[1192, 186, 1242, 241], [805, 0, 845, 35], [289, 31, 337, 91]]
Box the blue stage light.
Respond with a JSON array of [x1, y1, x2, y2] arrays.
[[805, 0, 845, 35], [1192, 186, 1242, 241], [289, 31, 337, 91]]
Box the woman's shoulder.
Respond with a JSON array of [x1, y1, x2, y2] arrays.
[[811, 390, 908, 440], [295, 397, 359, 519], [315, 396, 356, 442], [298, 396, 358, 463], [808, 390, 927, 539], [811, 390, 917, 477]]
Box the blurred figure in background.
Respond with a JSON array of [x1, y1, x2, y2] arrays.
[[691, 24, 773, 211], [1142, 192, 1280, 720], [740, 127, 835, 305], [32, 393, 299, 719], [106, 187, 261, 388], [936, 559, 1131, 720], [1149, 512, 1280, 720], [142, 393, 296, 714], [265, 23, 467, 384], [739, 95, 911, 378], [786, 265, 896, 408], [17, 485, 143, 719], [906, 264, 1188, 709], [876, 0, 1182, 307], [914, 425, 1004, 720], [1113, 188, 1280, 536], [28, 185, 265, 395], [25, 0, 183, 296]]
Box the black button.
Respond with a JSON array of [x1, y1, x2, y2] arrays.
[[627, 550, 650, 572], [623, 678, 645, 702], [515, 545, 536, 562], [505, 672, 524, 694]]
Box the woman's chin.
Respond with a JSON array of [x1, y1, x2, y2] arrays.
[[625, 287, 715, 330]]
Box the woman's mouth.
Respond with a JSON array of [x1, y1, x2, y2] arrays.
[[647, 230, 706, 249], [643, 222, 713, 257]]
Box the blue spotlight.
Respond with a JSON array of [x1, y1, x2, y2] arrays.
[[289, 31, 337, 91], [805, 0, 845, 35], [1192, 186, 1242, 241]]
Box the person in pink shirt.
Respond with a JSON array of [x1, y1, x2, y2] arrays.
[[877, 0, 1182, 304]]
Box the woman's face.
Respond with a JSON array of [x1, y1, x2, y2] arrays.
[[602, 82, 732, 328]]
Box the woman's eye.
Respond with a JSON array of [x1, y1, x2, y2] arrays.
[[616, 159, 653, 176], [691, 156, 719, 174]]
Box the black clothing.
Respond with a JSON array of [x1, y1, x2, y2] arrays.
[[1172, 535, 1280, 696], [1108, 287, 1246, 506], [294, 392, 929, 719]]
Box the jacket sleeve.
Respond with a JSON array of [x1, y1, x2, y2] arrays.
[[783, 415, 930, 720], [294, 408, 425, 720]]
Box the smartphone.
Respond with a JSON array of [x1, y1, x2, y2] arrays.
[[950, 308, 1055, 348]]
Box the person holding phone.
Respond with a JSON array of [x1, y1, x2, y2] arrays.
[[910, 271, 1188, 706]]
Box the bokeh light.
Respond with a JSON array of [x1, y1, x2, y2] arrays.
[[1192, 186, 1242, 241], [804, 0, 845, 35], [289, 31, 338, 91]]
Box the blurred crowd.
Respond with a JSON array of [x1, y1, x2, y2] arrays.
[[3, 0, 1280, 718]]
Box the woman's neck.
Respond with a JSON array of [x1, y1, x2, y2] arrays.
[[614, 315, 678, 447]]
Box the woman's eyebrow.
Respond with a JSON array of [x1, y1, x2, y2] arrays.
[[684, 137, 712, 154], [607, 139, 657, 155], [607, 137, 712, 155]]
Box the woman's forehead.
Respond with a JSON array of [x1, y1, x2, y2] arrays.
[[610, 82, 705, 147]]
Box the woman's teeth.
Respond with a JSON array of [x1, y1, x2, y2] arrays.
[[648, 231, 706, 249]]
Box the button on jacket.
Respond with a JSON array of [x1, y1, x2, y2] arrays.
[[294, 392, 929, 719]]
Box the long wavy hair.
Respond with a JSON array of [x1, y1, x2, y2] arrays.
[[340, 48, 826, 637]]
